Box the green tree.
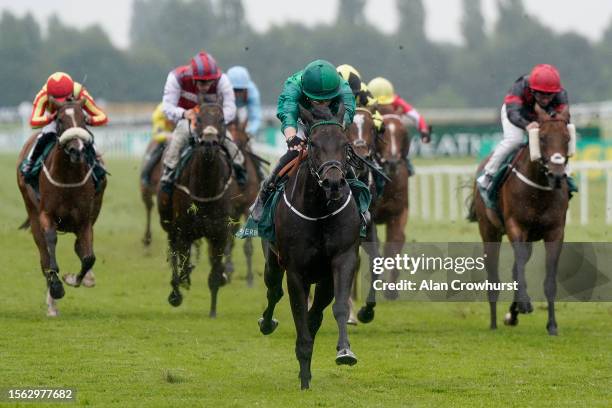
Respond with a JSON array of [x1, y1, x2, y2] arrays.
[[461, 0, 485, 50]]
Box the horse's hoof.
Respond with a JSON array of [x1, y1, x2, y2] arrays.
[[246, 276, 254, 288], [347, 318, 358, 326], [168, 290, 183, 307], [81, 271, 96, 288], [300, 380, 310, 390], [142, 236, 152, 247], [49, 280, 65, 299], [547, 324, 558, 336], [503, 312, 518, 326], [209, 310, 217, 318], [47, 308, 59, 317], [335, 348, 358, 366], [357, 307, 375, 324], [258, 317, 278, 335], [62, 273, 79, 288], [518, 301, 533, 314], [383, 289, 399, 301]]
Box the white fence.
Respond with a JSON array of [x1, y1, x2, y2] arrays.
[[410, 162, 612, 225]]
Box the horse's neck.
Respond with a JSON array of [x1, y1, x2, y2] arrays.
[[516, 147, 547, 185], [289, 164, 327, 208], [185, 149, 228, 194]]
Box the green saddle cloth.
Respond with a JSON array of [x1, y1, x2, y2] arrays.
[[236, 178, 371, 243], [477, 146, 578, 213]]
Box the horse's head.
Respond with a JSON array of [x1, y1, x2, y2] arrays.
[[346, 108, 376, 171], [376, 114, 409, 176], [51, 97, 91, 163], [193, 99, 225, 158], [528, 105, 574, 188], [299, 103, 350, 202], [228, 115, 249, 149]]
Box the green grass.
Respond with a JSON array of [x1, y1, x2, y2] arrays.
[[0, 154, 611, 407]]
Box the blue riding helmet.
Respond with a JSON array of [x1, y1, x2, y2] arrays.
[[227, 66, 251, 89]]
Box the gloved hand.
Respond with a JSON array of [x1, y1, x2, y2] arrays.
[[420, 126, 432, 143], [287, 136, 305, 151]]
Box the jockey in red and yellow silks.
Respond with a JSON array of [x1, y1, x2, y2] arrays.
[[22, 72, 108, 178]]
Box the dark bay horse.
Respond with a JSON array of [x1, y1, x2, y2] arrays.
[[258, 104, 362, 390], [140, 135, 169, 246], [224, 118, 263, 286], [345, 107, 382, 324], [157, 102, 233, 317], [17, 98, 106, 316], [371, 110, 411, 300], [469, 105, 573, 335]]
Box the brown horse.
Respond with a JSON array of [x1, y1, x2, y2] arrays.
[[258, 104, 362, 389], [469, 105, 573, 335], [17, 98, 106, 316], [140, 136, 168, 246], [223, 119, 263, 287], [371, 109, 411, 300], [157, 102, 233, 317]]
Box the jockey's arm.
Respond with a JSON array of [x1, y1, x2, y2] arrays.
[[340, 80, 356, 127], [162, 72, 185, 124], [80, 88, 108, 126], [30, 88, 52, 128], [217, 74, 236, 125], [276, 73, 302, 136], [504, 81, 530, 130], [394, 95, 429, 137], [246, 83, 262, 135]]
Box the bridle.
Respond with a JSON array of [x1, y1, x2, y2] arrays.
[[306, 120, 350, 188]]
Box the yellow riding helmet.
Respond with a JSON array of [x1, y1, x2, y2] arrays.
[[337, 64, 362, 95], [368, 77, 395, 105]]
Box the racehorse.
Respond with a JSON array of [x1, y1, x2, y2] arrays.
[[468, 105, 573, 335], [140, 136, 167, 246], [223, 118, 263, 286], [157, 101, 233, 317], [370, 107, 411, 300], [257, 103, 362, 390], [17, 98, 106, 316], [345, 107, 383, 324]]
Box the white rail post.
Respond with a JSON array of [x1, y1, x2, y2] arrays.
[[607, 170, 612, 225], [434, 173, 443, 220], [449, 173, 458, 221], [580, 170, 588, 225], [420, 174, 431, 220], [409, 176, 418, 219]]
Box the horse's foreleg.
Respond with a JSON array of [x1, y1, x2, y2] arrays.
[[64, 224, 96, 288], [31, 219, 58, 316], [39, 212, 64, 300], [244, 237, 254, 287], [508, 234, 534, 316], [483, 240, 502, 329], [258, 242, 283, 335], [332, 249, 359, 367], [286, 270, 313, 390], [208, 237, 228, 318], [543, 236, 563, 336], [307, 277, 334, 339], [358, 222, 380, 323], [167, 235, 184, 307]]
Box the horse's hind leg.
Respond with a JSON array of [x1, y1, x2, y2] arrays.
[[39, 212, 64, 301], [332, 249, 359, 366], [223, 236, 235, 282], [208, 236, 228, 318], [509, 239, 534, 315], [244, 237, 254, 287], [286, 270, 313, 390], [259, 242, 283, 335], [64, 224, 96, 288], [141, 188, 153, 247]]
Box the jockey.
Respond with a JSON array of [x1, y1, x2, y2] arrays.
[[227, 66, 262, 136], [249, 59, 356, 222], [140, 102, 174, 187], [336, 64, 385, 135], [160, 51, 246, 192], [21, 72, 108, 178], [477, 64, 569, 190], [367, 76, 431, 175]]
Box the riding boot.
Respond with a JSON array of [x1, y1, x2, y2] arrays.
[[21, 131, 56, 179], [160, 165, 176, 194], [249, 149, 299, 222], [141, 142, 165, 188]]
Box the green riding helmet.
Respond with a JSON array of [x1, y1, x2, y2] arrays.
[[301, 59, 341, 100]]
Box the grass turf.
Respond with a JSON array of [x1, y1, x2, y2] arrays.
[[0, 154, 610, 407]]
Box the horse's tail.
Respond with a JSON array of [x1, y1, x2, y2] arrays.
[[18, 218, 31, 230]]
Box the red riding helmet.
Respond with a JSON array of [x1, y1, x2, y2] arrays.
[[46, 72, 74, 102], [190, 51, 221, 81], [529, 64, 562, 93]]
